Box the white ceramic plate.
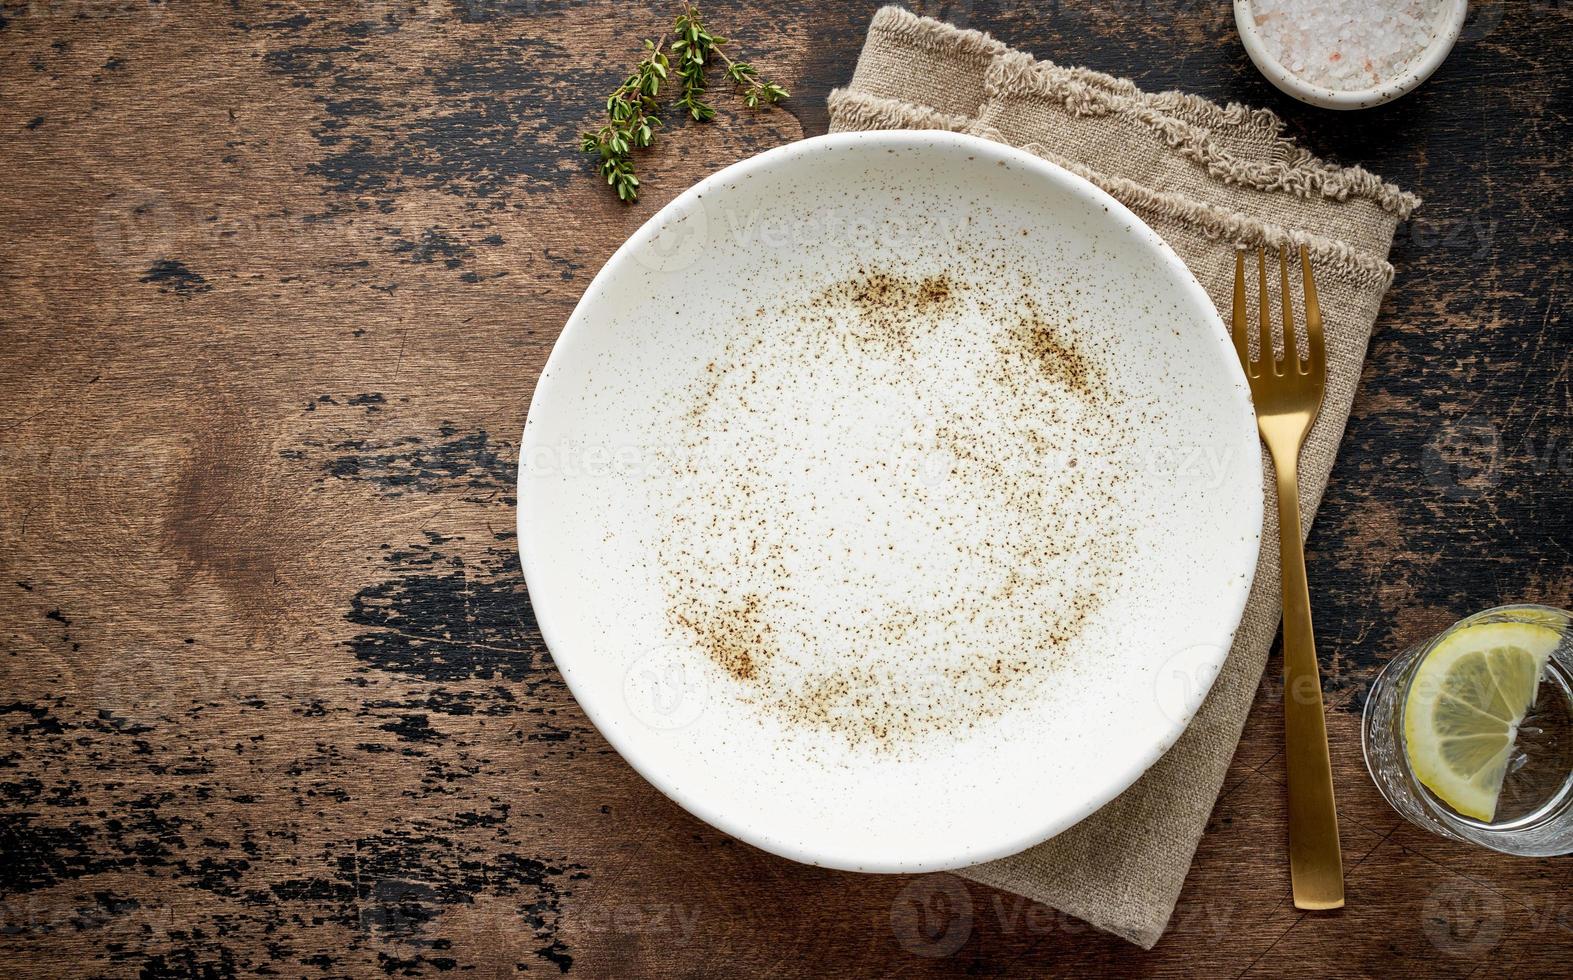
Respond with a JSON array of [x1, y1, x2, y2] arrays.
[[519, 131, 1261, 873]]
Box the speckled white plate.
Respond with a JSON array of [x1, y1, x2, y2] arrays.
[[519, 131, 1261, 873]]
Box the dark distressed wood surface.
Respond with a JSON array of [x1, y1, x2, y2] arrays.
[[1, 1, 1570, 976]]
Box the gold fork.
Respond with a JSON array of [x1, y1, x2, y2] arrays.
[[1233, 245, 1344, 910]]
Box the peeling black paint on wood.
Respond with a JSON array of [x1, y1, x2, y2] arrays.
[[140, 258, 212, 296], [346, 530, 551, 692]]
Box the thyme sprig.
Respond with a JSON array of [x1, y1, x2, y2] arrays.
[[581, 4, 789, 202], [579, 38, 669, 202], [718, 50, 790, 109], [672, 7, 718, 121]]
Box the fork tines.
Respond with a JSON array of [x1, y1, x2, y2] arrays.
[[1232, 245, 1325, 382]]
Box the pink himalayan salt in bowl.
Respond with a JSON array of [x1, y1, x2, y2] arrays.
[[1234, 0, 1468, 110]]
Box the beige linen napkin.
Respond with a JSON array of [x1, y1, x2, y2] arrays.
[[829, 7, 1419, 948]]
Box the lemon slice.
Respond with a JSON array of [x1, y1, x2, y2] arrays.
[[1403, 621, 1562, 821]]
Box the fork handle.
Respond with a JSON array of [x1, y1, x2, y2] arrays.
[[1272, 449, 1345, 910]]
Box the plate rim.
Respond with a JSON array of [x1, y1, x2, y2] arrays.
[[518, 129, 1263, 872]]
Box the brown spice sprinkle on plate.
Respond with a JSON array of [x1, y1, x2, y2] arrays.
[[672, 593, 774, 683], [810, 270, 959, 356], [654, 258, 1139, 751]]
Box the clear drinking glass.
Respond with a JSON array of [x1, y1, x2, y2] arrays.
[[1362, 603, 1573, 856]]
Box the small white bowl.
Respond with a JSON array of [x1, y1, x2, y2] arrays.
[[1234, 0, 1468, 110]]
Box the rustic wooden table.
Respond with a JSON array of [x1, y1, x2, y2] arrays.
[[2, 1, 1569, 976]]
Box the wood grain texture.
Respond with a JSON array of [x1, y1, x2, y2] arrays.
[[0, 1, 1568, 976]]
